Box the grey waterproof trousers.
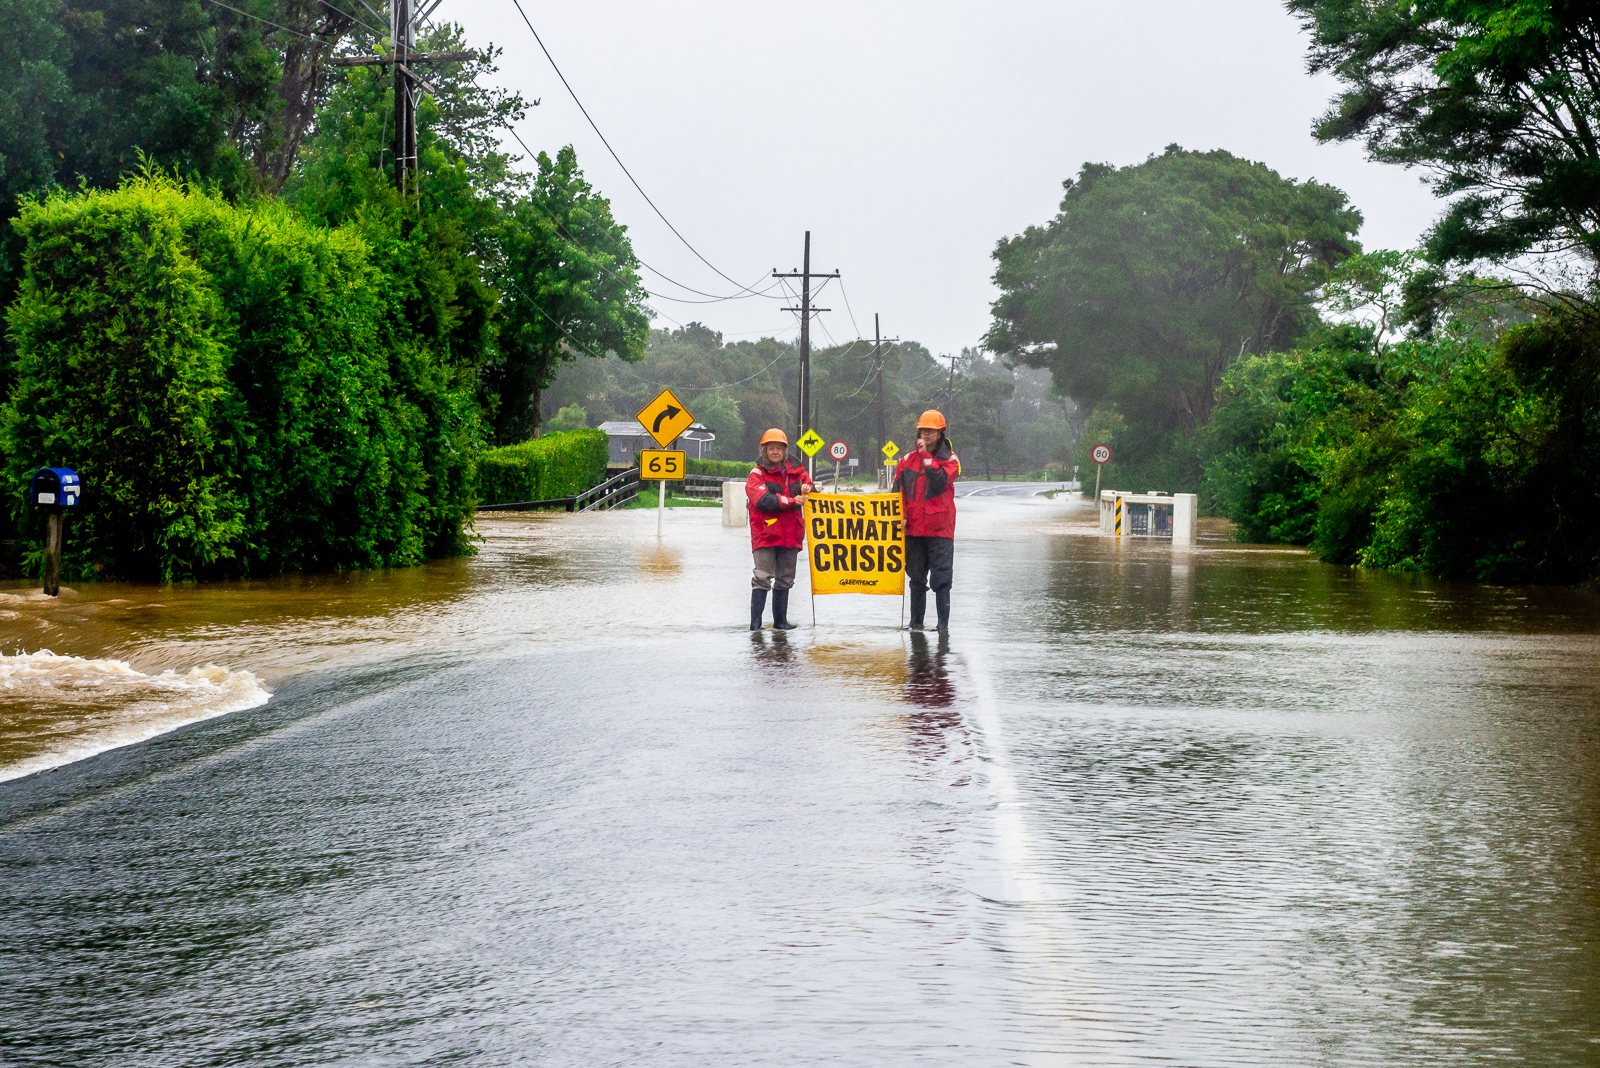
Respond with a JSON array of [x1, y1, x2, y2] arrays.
[[752, 546, 799, 591]]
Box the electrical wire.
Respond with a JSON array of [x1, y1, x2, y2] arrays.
[[615, 346, 792, 394], [495, 120, 789, 333], [298, 8, 795, 345], [639, 262, 787, 302], [505, 0, 772, 301], [312, 0, 386, 38], [640, 275, 787, 305], [836, 275, 864, 339], [199, 0, 332, 44]]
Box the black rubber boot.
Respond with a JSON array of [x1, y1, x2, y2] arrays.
[[772, 588, 799, 629], [750, 588, 768, 630], [908, 587, 927, 630], [935, 589, 950, 631]]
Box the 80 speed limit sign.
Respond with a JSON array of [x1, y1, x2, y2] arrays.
[[828, 440, 850, 461], [1091, 443, 1112, 465]]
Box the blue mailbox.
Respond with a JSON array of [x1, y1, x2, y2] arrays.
[[30, 467, 81, 507]]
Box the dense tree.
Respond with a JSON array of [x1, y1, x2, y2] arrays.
[[1290, 0, 1600, 272], [4, 175, 481, 580], [986, 146, 1361, 487], [487, 146, 649, 444], [0, 0, 378, 204]]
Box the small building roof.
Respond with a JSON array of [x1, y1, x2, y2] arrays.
[[598, 420, 713, 439]]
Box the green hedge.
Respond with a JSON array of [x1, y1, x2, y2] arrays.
[[3, 175, 481, 581], [478, 429, 608, 503], [687, 457, 754, 477]]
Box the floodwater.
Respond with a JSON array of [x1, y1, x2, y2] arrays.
[[2, 491, 1598, 1066]]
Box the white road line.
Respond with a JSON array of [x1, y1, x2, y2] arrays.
[[962, 643, 1128, 1065]]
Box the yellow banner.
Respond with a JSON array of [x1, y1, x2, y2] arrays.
[[804, 493, 904, 596]]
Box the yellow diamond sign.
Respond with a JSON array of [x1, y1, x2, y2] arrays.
[[635, 388, 696, 449], [797, 429, 825, 457], [881, 440, 899, 459]]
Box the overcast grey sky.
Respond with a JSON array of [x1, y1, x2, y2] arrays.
[[448, 0, 1440, 356]]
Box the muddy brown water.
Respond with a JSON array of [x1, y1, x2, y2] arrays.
[[1, 493, 1597, 1065]]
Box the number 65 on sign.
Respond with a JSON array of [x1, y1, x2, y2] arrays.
[[640, 450, 685, 479]]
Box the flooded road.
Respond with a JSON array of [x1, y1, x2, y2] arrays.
[[2, 494, 1598, 1065]]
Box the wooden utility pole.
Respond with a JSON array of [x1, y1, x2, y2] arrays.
[[394, 0, 415, 193], [42, 508, 62, 597], [870, 314, 899, 489], [328, 7, 474, 197], [774, 231, 839, 467]]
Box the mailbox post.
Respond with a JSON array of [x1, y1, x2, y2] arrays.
[[30, 467, 80, 597]]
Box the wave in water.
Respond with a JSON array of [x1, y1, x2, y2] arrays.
[[0, 651, 271, 783]]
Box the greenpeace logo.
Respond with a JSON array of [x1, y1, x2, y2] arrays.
[[839, 579, 877, 587]]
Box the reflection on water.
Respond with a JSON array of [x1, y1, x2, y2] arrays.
[[906, 630, 956, 710], [636, 542, 684, 581], [1, 497, 1598, 1064]]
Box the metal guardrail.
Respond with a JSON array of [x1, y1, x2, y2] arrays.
[[675, 472, 743, 499], [578, 469, 640, 512], [479, 469, 743, 514]]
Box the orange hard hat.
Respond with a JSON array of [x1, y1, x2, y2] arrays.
[[760, 427, 788, 445], [916, 409, 947, 430]]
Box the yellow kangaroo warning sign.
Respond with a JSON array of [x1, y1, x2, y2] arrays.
[[804, 493, 904, 596]]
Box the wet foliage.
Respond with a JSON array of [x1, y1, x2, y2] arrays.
[[1202, 305, 1600, 583], [4, 174, 482, 581], [986, 146, 1362, 489], [476, 429, 608, 506]]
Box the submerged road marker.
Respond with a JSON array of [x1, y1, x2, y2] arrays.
[[635, 390, 696, 536]]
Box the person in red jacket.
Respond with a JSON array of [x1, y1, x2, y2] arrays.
[[892, 409, 960, 630], [745, 428, 814, 630]]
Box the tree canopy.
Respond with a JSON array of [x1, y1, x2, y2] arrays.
[[486, 146, 649, 443], [1290, 0, 1600, 271], [986, 145, 1361, 485]]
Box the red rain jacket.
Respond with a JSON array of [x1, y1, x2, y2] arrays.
[[893, 439, 960, 538], [746, 459, 813, 549]]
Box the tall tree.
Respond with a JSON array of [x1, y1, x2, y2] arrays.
[[1290, 0, 1600, 272], [0, 0, 376, 201], [488, 146, 648, 443], [986, 146, 1361, 481]]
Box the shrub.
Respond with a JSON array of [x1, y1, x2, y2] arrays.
[[544, 403, 588, 433], [3, 175, 481, 580], [686, 458, 754, 478], [477, 429, 608, 503]]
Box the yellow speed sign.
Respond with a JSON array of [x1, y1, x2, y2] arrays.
[[639, 449, 685, 480]]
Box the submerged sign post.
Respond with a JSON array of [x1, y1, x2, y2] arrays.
[[804, 492, 905, 623], [828, 440, 849, 488], [1091, 442, 1112, 500], [635, 389, 696, 536]]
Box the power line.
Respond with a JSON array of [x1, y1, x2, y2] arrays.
[[312, 0, 385, 38], [495, 119, 792, 333], [639, 262, 787, 302], [837, 275, 864, 338], [616, 347, 792, 393], [198, 0, 330, 44], [505, 0, 768, 300], [641, 275, 787, 304]]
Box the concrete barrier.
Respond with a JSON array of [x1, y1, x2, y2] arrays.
[[1099, 490, 1197, 545], [722, 481, 744, 528]]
